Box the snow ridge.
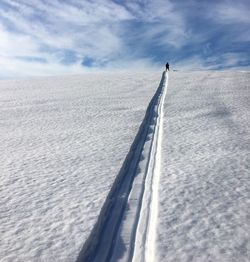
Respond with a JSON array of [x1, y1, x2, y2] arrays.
[[77, 71, 167, 262]]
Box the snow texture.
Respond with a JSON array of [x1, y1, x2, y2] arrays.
[[1, 71, 250, 262], [157, 71, 250, 261], [0, 72, 160, 262]]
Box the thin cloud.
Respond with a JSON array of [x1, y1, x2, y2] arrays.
[[211, 1, 250, 25], [0, 0, 132, 76]]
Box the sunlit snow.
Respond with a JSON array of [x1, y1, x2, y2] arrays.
[[157, 71, 250, 261], [1, 71, 250, 262], [0, 72, 160, 261]]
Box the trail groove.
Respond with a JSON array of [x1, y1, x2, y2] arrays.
[[133, 70, 168, 262], [77, 71, 168, 262]]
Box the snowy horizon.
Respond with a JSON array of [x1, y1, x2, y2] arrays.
[[0, 0, 250, 78]]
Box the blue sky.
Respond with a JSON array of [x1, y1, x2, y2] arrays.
[[0, 0, 250, 77]]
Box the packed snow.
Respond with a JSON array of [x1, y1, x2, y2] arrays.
[[157, 71, 250, 261], [0, 72, 160, 262]]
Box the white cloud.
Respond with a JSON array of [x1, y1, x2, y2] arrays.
[[204, 0, 250, 43], [211, 2, 250, 25], [0, 0, 135, 77], [174, 52, 250, 71], [0, 24, 38, 57], [0, 0, 249, 77], [0, 24, 86, 78], [0, 55, 87, 79], [207, 52, 249, 68], [123, 0, 188, 48]]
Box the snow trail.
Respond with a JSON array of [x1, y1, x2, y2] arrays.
[[132, 72, 168, 262], [77, 71, 168, 262], [143, 71, 168, 261]]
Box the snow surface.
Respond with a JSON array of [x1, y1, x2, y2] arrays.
[[0, 72, 160, 262], [1, 71, 250, 262], [157, 71, 250, 261]]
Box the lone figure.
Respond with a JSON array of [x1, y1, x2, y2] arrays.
[[166, 62, 169, 71]]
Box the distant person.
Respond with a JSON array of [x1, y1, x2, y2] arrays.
[[166, 62, 169, 71]]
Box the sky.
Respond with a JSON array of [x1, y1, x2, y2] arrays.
[[0, 0, 250, 78]]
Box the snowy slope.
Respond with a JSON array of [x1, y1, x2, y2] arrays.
[[0, 72, 161, 262], [1, 71, 250, 262], [157, 71, 250, 261]]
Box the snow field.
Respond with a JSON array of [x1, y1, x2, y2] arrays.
[[0, 72, 161, 262], [1, 70, 249, 262], [157, 71, 250, 261]]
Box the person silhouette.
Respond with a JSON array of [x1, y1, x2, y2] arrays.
[[166, 62, 169, 71]]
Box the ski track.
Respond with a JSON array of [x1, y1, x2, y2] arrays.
[[77, 71, 168, 262], [132, 71, 168, 262]]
